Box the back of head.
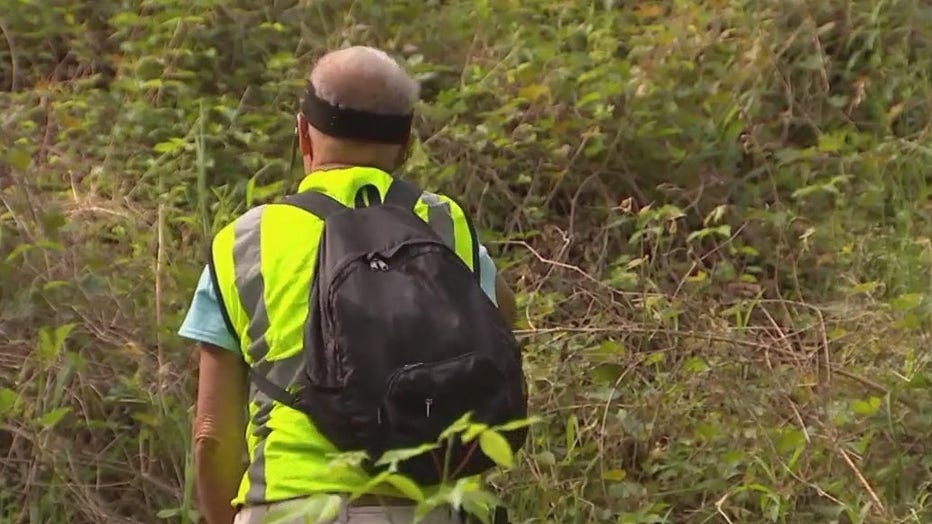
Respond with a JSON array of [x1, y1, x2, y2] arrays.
[[309, 46, 419, 116], [302, 46, 420, 169]]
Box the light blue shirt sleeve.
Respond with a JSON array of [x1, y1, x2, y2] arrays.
[[177, 266, 242, 354], [177, 245, 499, 354], [477, 244, 498, 306]]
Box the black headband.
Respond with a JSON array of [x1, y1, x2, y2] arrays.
[[300, 85, 413, 145]]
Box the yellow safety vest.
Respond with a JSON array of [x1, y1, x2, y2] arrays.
[[209, 166, 481, 506]]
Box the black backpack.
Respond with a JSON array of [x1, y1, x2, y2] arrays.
[[249, 177, 528, 485]]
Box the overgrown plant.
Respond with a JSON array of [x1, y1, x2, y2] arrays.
[[1, 0, 930, 523], [259, 413, 538, 524]]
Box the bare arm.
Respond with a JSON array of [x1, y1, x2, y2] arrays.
[[194, 343, 248, 524]]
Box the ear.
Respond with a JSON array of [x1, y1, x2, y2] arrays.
[[397, 132, 414, 166], [296, 113, 314, 172]]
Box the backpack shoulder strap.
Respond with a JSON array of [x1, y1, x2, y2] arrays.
[[280, 189, 348, 219], [248, 366, 299, 408], [384, 178, 422, 210]]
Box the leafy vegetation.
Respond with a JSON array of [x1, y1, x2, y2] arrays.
[[1, 0, 931, 523], [255, 413, 539, 524]]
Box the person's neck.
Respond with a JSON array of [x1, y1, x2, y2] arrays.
[[309, 161, 395, 174], [310, 162, 352, 172]]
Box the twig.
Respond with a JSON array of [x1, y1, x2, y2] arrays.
[[0, 16, 17, 91], [155, 203, 165, 390], [492, 239, 620, 293], [514, 326, 772, 350], [759, 301, 784, 372], [715, 492, 735, 524], [598, 358, 641, 498], [835, 443, 886, 515], [815, 306, 832, 386], [830, 367, 887, 396], [828, 366, 920, 414], [788, 401, 810, 443]]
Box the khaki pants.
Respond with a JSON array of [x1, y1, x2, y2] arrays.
[[233, 497, 464, 524]]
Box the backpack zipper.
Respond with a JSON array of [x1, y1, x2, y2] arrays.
[[368, 257, 388, 271], [378, 362, 425, 425]]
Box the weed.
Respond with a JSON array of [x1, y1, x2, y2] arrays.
[[1, 0, 930, 523]]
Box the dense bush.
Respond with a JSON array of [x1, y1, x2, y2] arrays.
[[1, 0, 930, 523]]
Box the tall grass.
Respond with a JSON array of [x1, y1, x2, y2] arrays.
[[1, 0, 930, 523]]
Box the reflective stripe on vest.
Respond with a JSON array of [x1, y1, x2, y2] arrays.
[[209, 166, 480, 505]]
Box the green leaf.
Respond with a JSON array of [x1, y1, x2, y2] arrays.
[[0, 388, 20, 420], [43, 280, 72, 291], [350, 470, 392, 499], [39, 406, 71, 429], [385, 473, 425, 502], [457, 488, 504, 524], [153, 137, 186, 154], [156, 508, 180, 519], [602, 469, 627, 481], [848, 281, 880, 295], [55, 323, 76, 346], [646, 352, 666, 365], [695, 421, 720, 441], [593, 339, 627, 356], [374, 442, 439, 467], [518, 83, 551, 102], [479, 430, 514, 468], [492, 415, 541, 433], [851, 396, 882, 417], [439, 411, 475, 441], [683, 356, 709, 374], [37, 323, 75, 363], [5, 243, 33, 263], [461, 422, 489, 443], [817, 132, 846, 153], [3, 147, 32, 171], [565, 414, 579, 457], [895, 312, 921, 330], [534, 451, 556, 466], [250, 180, 285, 205], [704, 204, 729, 226], [592, 363, 624, 384], [906, 373, 931, 389], [131, 411, 162, 427], [776, 428, 807, 456], [891, 293, 923, 311]]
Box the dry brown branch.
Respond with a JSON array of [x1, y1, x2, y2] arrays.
[[0, 16, 17, 91], [836, 443, 886, 516]]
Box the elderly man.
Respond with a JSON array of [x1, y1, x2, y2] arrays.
[[177, 46, 522, 524]]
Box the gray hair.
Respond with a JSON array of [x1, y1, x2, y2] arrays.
[[309, 46, 420, 116]]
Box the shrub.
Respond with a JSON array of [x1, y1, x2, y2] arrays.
[[1, 0, 930, 523]]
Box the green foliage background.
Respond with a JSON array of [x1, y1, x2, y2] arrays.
[[1, 0, 931, 523]]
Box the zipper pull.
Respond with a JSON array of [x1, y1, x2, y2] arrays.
[[368, 255, 389, 271]]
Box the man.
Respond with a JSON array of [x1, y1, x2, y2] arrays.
[[178, 46, 518, 524]]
